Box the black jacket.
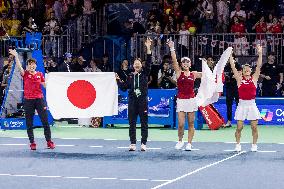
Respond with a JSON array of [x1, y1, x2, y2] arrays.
[[119, 54, 151, 97]]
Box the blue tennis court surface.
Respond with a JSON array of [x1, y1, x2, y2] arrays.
[[0, 138, 283, 189]]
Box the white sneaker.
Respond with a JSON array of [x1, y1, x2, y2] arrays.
[[235, 144, 241, 152], [141, 144, 147, 151], [251, 144, 258, 152], [129, 144, 136, 151], [185, 143, 192, 151], [175, 141, 184, 150]]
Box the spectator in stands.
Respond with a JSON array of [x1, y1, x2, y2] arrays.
[[230, 3, 246, 22], [117, 59, 130, 83], [260, 53, 283, 97], [46, 59, 58, 73], [72, 55, 86, 72], [192, 1, 205, 33], [0, 63, 12, 106], [216, 0, 229, 33], [43, 11, 62, 57], [53, 0, 63, 23], [178, 22, 190, 58], [231, 16, 247, 55], [157, 61, 176, 89], [201, 0, 214, 33], [163, 14, 177, 34], [100, 53, 112, 72], [58, 52, 72, 72], [22, 17, 38, 34], [268, 17, 282, 33], [252, 16, 267, 53], [171, 0, 182, 22], [7, 13, 21, 36], [84, 59, 101, 72]]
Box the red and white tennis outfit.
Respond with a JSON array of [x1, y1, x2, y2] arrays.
[[176, 72, 198, 112], [234, 76, 261, 120]]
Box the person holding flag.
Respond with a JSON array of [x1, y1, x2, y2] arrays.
[[168, 39, 232, 151], [9, 49, 55, 151]]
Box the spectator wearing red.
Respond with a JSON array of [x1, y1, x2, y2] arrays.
[[268, 17, 282, 33], [252, 16, 267, 40], [231, 16, 247, 55]]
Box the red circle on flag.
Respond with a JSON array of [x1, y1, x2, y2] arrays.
[[67, 80, 96, 109]]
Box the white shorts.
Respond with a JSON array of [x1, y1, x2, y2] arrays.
[[234, 99, 261, 121], [176, 98, 198, 112]]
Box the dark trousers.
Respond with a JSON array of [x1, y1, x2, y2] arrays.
[[24, 98, 51, 143], [128, 95, 148, 145], [226, 87, 239, 121]]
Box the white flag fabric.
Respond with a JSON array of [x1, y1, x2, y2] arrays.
[[46, 72, 118, 119], [196, 47, 233, 107]]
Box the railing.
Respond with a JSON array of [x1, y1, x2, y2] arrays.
[[134, 33, 284, 65], [0, 34, 71, 58]]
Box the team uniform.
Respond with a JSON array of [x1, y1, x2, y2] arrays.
[[234, 76, 261, 120], [176, 72, 198, 113], [22, 71, 54, 149]]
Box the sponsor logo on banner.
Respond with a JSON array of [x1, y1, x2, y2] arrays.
[[201, 108, 212, 125], [260, 109, 273, 121], [1, 119, 25, 129]]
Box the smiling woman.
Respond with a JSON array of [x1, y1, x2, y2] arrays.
[[8, 49, 55, 151]]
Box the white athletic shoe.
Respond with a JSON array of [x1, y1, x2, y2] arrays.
[[235, 144, 242, 152], [251, 144, 258, 152], [141, 144, 147, 151], [185, 143, 192, 151], [129, 144, 136, 151], [175, 141, 184, 150]]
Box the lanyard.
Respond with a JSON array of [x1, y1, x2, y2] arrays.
[[134, 73, 140, 89]]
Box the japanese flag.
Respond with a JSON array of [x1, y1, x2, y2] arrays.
[[46, 72, 118, 119]]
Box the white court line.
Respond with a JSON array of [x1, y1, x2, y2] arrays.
[[223, 150, 236, 152], [89, 146, 103, 148], [12, 175, 37, 177], [0, 144, 27, 146], [182, 149, 200, 151], [121, 179, 149, 181], [151, 180, 171, 182], [257, 151, 277, 153], [64, 177, 90, 179], [117, 147, 161, 150], [0, 174, 11, 176], [60, 138, 81, 140], [104, 139, 117, 141], [56, 145, 75, 147], [151, 151, 246, 189], [277, 143, 284, 145], [12, 137, 29, 139], [92, 178, 117, 180], [224, 142, 250, 144], [37, 176, 62, 178]]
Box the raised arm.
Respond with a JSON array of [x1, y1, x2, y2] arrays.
[[144, 38, 152, 75], [229, 54, 241, 86], [9, 49, 24, 76], [253, 45, 262, 83], [167, 40, 181, 77]]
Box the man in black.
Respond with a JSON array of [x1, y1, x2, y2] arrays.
[[117, 38, 152, 151], [58, 53, 72, 72], [224, 59, 241, 127], [260, 53, 283, 97], [157, 61, 176, 89]]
